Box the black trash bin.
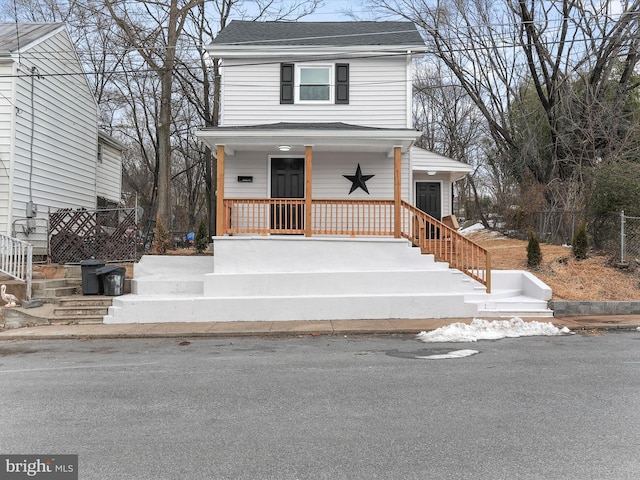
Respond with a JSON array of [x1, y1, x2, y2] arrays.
[[96, 266, 126, 296], [81, 259, 105, 295]]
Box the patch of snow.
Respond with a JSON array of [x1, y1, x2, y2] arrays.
[[458, 222, 485, 234], [417, 317, 569, 343], [637, 327, 640, 332], [416, 349, 479, 360]]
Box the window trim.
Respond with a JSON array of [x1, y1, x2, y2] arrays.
[[295, 64, 334, 104]]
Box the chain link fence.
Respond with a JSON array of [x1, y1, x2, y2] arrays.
[[498, 209, 640, 267], [533, 210, 583, 245], [497, 209, 584, 245], [618, 212, 640, 266]]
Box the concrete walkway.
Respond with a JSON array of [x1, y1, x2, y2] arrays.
[[1, 315, 639, 341]]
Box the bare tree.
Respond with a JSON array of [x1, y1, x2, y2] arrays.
[[176, 0, 321, 235], [412, 62, 492, 225], [371, 0, 640, 217], [104, 0, 204, 231]]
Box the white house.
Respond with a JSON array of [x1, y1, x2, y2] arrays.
[[105, 21, 552, 324], [0, 23, 123, 252]]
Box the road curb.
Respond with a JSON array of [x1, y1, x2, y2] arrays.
[[1, 322, 639, 341]]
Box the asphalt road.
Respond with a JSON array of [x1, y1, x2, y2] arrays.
[[1, 332, 639, 479]]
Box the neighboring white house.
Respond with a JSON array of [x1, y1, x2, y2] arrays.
[[97, 131, 125, 209], [0, 22, 123, 251], [105, 21, 552, 325]]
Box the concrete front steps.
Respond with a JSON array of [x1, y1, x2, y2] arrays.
[[466, 270, 553, 318], [33, 278, 79, 299], [53, 297, 114, 324], [3, 296, 114, 328], [1, 263, 133, 328], [104, 236, 554, 324]]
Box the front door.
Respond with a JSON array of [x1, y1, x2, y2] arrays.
[[416, 182, 441, 220], [271, 157, 304, 231]]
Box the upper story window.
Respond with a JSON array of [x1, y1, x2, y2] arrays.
[[298, 65, 331, 102], [281, 63, 349, 105]]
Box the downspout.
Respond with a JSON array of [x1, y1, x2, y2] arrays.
[[26, 66, 38, 222], [5, 56, 18, 235]]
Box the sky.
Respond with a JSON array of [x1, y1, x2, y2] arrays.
[[304, 0, 377, 21], [227, 0, 397, 23]]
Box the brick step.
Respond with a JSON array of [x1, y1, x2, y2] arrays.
[[58, 296, 113, 307], [35, 286, 79, 300], [48, 315, 105, 325], [53, 306, 109, 317]]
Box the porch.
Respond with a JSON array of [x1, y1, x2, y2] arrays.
[[99, 121, 555, 325], [221, 197, 491, 292], [205, 123, 491, 291]]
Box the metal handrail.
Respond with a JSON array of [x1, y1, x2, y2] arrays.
[[0, 234, 33, 300]]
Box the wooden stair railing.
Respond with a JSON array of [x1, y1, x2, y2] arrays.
[[400, 201, 491, 292], [221, 198, 491, 292]]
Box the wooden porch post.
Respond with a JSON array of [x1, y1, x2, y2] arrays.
[[216, 145, 225, 236], [305, 145, 313, 237], [394, 145, 401, 238]]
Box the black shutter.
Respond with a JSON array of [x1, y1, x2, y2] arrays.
[[335, 63, 349, 104], [281, 63, 294, 104]]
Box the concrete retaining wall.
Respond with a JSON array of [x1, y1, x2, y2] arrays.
[[551, 301, 640, 317]]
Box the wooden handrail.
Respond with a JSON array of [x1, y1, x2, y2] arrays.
[[221, 198, 491, 291], [400, 201, 491, 292], [223, 198, 395, 236]]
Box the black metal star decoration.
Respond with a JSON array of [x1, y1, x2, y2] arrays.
[[343, 163, 375, 194]]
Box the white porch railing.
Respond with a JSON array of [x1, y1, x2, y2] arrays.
[[0, 234, 33, 301]]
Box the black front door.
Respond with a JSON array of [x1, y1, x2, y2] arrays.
[[271, 157, 304, 231], [416, 182, 441, 220], [416, 182, 441, 240]]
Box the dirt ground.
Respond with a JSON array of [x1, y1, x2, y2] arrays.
[[466, 230, 640, 301]]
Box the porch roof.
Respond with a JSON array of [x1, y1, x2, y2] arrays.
[[196, 122, 420, 155], [411, 147, 473, 180]]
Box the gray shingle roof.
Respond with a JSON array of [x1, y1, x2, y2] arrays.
[[0, 22, 62, 52], [213, 21, 424, 47], [201, 122, 417, 132]]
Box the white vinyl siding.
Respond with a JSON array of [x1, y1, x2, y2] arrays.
[[224, 152, 269, 198], [11, 28, 98, 227], [0, 61, 15, 233], [220, 57, 410, 128], [96, 140, 123, 203], [224, 151, 410, 202]]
